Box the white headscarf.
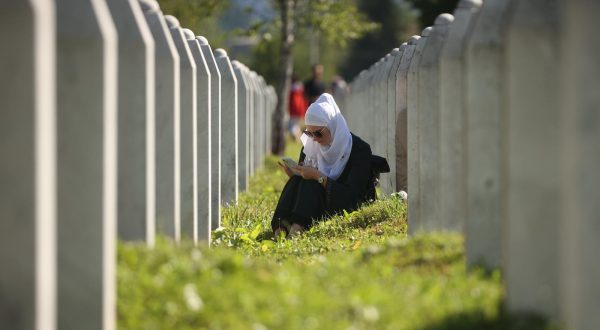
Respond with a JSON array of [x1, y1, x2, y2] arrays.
[[301, 93, 353, 180]]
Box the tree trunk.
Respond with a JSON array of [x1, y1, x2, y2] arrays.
[[271, 0, 296, 155]]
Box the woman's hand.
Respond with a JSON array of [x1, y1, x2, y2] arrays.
[[295, 165, 323, 181], [278, 161, 296, 178]]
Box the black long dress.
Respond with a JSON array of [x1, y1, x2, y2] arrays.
[[271, 133, 376, 231]]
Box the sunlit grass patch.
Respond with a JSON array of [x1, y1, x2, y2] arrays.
[[118, 140, 553, 330]]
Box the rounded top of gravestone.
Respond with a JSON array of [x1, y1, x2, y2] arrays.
[[421, 26, 432, 37], [398, 43, 407, 51], [434, 13, 454, 25], [182, 28, 195, 40], [232, 60, 245, 71], [164, 15, 180, 28], [196, 36, 209, 45], [408, 35, 420, 45], [458, 0, 482, 9], [214, 48, 228, 58], [392, 48, 401, 55], [139, 0, 160, 12]]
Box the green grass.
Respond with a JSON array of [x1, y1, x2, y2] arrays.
[[117, 141, 553, 330]]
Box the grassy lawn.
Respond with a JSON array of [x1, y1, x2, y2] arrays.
[[117, 141, 553, 330]]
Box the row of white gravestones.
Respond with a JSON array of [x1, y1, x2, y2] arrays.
[[0, 0, 276, 329], [344, 0, 599, 328]]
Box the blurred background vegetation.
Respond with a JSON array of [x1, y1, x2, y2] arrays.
[[157, 0, 459, 87]]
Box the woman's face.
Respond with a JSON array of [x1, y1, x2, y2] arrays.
[[304, 125, 332, 146]]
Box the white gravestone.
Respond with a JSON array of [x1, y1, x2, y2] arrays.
[[439, 0, 482, 232], [372, 58, 386, 172], [395, 36, 420, 192], [183, 29, 211, 244], [214, 49, 239, 204], [165, 15, 196, 242], [345, 72, 359, 135], [364, 65, 378, 149], [232, 61, 250, 192], [416, 13, 454, 232], [505, 0, 560, 318], [464, 0, 512, 269], [247, 71, 259, 174], [267, 86, 276, 153], [560, 1, 600, 329], [55, 0, 117, 328], [0, 1, 56, 329], [384, 46, 404, 195], [407, 26, 431, 235], [106, 0, 156, 246], [138, 0, 179, 240], [256, 77, 266, 164], [197, 36, 222, 231], [352, 70, 368, 139], [377, 54, 394, 195], [246, 70, 257, 175]]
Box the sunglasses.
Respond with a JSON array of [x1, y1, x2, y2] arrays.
[[303, 127, 326, 138]]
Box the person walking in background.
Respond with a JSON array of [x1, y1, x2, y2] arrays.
[[288, 74, 308, 142], [330, 75, 349, 115], [304, 64, 326, 104]]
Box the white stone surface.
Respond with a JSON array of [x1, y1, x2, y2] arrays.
[[55, 0, 117, 328], [266, 85, 276, 153], [232, 61, 250, 192], [376, 54, 394, 195], [560, 2, 600, 329], [197, 36, 222, 231], [214, 49, 238, 205], [106, 0, 156, 246], [0, 1, 56, 329], [183, 29, 211, 244], [383, 47, 404, 195], [372, 58, 387, 172], [364, 66, 377, 149], [416, 13, 453, 232], [165, 15, 196, 242], [504, 0, 560, 318], [256, 76, 267, 164], [439, 0, 482, 232], [407, 27, 431, 235], [247, 71, 258, 174], [395, 36, 420, 192], [464, 0, 512, 269], [139, 0, 179, 240]]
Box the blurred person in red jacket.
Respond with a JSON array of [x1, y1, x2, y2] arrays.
[[288, 74, 308, 141]]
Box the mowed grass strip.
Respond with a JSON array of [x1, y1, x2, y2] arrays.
[[118, 141, 553, 330]]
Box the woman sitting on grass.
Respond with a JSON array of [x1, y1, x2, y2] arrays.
[[273, 93, 376, 237]]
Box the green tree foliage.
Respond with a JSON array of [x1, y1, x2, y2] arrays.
[[338, 0, 418, 80], [267, 0, 378, 155], [405, 0, 461, 28], [157, 0, 230, 47]]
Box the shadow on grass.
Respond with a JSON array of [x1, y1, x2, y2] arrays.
[[421, 309, 553, 330], [256, 230, 275, 241]]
